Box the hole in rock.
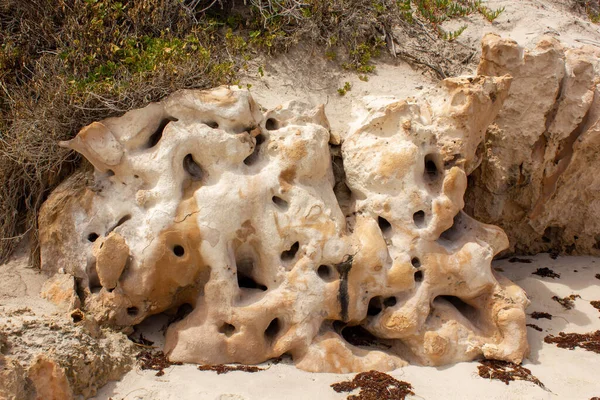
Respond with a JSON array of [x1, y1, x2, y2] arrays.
[[367, 297, 383, 316], [87, 233, 99, 242], [435, 296, 477, 320], [219, 323, 236, 337], [341, 325, 381, 347], [205, 121, 219, 129], [411, 257, 421, 268], [173, 245, 185, 257], [264, 318, 281, 342], [236, 258, 267, 291], [243, 134, 265, 166], [168, 303, 193, 326], [413, 210, 426, 228], [127, 307, 139, 316], [414, 271, 423, 282], [383, 297, 397, 307], [438, 214, 461, 242], [71, 309, 84, 323], [317, 265, 336, 282], [147, 117, 178, 148], [272, 196, 289, 211], [237, 271, 267, 291], [106, 169, 115, 177], [183, 154, 204, 180], [281, 241, 299, 262], [265, 118, 279, 131], [377, 216, 392, 236], [424, 154, 441, 181]]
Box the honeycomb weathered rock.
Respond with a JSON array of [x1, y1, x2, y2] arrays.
[[39, 77, 530, 372]]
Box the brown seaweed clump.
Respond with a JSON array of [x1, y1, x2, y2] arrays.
[[532, 268, 560, 279], [544, 331, 600, 354], [137, 351, 182, 377], [590, 301, 600, 312], [551, 295, 580, 310], [477, 360, 545, 388], [331, 370, 414, 400], [530, 312, 553, 320]]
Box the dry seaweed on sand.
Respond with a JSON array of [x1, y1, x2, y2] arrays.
[[591, 301, 600, 312], [137, 350, 182, 377], [527, 324, 543, 332], [544, 330, 600, 354], [595, 274, 600, 280], [331, 370, 414, 400], [477, 360, 545, 389], [532, 267, 561, 279], [552, 294, 580, 310], [530, 311, 553, 320], [197, 364, 265, 374]]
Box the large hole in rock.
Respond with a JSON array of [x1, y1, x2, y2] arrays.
[[317, 265, 337, 282], [183, 154, 204, 181], [424, 153, 441, 182], [414, 270, 423, 283], [87, 232, 99, 243], [236, 258, 267, 291], [341, 325, 382, 347], [204, 121, 219, 129], [264, 318, 281, 342], [367, 297, 383, 316], [411, 257, 421, 268], [413, 210, 426, 228], [438, 214, 462, 243], [265, 118, 279, 131], [168, 303, 193, 326], [127, 306, 139, 317], [281, 241, 299, 262], [173, 245, 185, 257], [272, 196, 289, 211], [383, 297, 397, 307], [219, 323, 236, 337], [244, 133, 265, 166], [147, 117, 178, 148], [377, 216, 392, 237]]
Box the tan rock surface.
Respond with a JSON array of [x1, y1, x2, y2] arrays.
[[465, 33, 600, 256]]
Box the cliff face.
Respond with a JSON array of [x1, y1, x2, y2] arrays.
[[37, 70, 530, 372], [465, 34, 600, 256]]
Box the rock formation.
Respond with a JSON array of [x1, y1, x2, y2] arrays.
[[465, 34, 600, 256], [38, 75, 531, 373], [0, 310, 135, 399]]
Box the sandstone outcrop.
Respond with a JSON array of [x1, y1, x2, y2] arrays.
[[0, 310, 136, 399], [38, 75, 530, 372], [465, 34, 600, 256]]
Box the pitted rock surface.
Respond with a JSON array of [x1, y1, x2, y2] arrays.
[[39, 77, 530, 371]]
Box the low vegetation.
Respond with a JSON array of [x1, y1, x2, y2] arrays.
[[0, 0, 504, 265]]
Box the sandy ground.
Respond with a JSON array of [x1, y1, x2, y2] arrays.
[[89, 254, 600, 400]]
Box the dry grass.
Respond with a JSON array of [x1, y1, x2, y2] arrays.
[[0, 0, 500, 266]]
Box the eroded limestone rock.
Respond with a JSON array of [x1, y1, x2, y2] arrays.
[[0, 312, 135, 399], [38, 77, 531, 372], [465, 33, 600, 255]]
